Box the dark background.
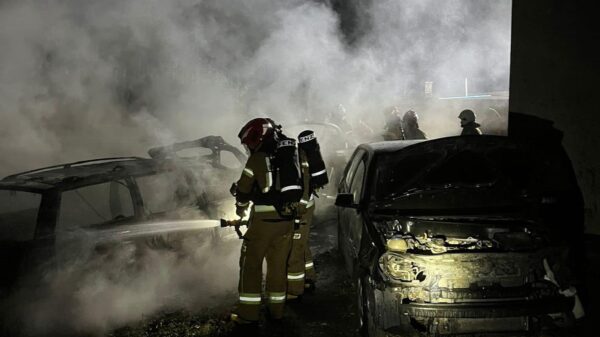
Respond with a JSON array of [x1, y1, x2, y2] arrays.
[[509, 0, 599, 235], [510, 1, 599, 333]]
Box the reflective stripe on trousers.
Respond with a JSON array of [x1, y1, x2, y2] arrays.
[[287, 272, 305, 281], [268, 292, 286, 304], [239, 293, 261, 305]]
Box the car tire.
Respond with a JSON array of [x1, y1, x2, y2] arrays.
[[357, 276, 390, 337], [336, 212, 343, 251]]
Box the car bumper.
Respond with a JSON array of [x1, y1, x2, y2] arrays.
[[371, 287, 575, 335]]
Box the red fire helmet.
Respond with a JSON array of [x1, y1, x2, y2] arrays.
[[237, 118, 274, 150]]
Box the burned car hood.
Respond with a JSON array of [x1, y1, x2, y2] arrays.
[[370, 135, 580, 218], [370, 185, 531, 216]]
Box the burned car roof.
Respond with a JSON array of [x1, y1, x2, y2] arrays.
[[360, 139, 427, 153], [0, 157, 161, 192]]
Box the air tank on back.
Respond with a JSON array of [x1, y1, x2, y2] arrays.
[[297, 130, 329, 189]]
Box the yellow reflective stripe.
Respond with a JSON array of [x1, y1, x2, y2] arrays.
[[268, 292, 285, 299], [243, 168, 254, 178], [305, 261, 314, 269], [287, 272, 305, 280], [263, 157, 272, 193], [239, 293, 261, 304], [268, 292, 286, 303], [254, 205, 276, 212]]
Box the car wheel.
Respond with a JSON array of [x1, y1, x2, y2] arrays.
[[357, 276, 368, 336], [336, 213, 342, 250], [357, 276, 390, 337]]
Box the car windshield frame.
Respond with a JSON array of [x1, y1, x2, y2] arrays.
[[369, 139, 556, 203]]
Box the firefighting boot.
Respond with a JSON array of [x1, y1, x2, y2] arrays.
[[304, 279, 316, 293], [229, 313, 259, 336], [286, 293, 303, 302]]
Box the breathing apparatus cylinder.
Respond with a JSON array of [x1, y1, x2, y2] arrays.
[[298, 130, 329, 189], [275, 137, 303, 203]]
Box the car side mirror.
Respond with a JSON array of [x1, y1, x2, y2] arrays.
[[335, 193, 358, 209]]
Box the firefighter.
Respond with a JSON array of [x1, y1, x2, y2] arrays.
[[402, 110, 427, 140], [286, 130, 329, 299], [231, 118, 296, 326], [326, 104, 353, 136], [382, 106, 404, 140], [286, 150, 316, 299], [458, 109, 482, 135]]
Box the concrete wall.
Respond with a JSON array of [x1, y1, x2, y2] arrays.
[[509, 0, 599, 233]]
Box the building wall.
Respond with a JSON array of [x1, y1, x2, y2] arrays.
[[509, 0, 599, 233]]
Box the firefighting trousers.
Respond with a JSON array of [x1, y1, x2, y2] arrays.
[[237, 210, 294, 321], [287, 206, 316, 296]]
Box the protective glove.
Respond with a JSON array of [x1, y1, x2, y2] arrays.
[[236, 204, 248, 218]]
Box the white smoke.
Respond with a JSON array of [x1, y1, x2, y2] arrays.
[[0, 0, 511, 176], [3, 232, 241, 336]]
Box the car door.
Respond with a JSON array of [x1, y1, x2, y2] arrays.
[[0, 189, 43, 290], [53, 180, 138, 263], [338, 150, 367, 275]]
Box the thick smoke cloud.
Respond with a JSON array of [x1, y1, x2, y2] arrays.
[[0, 0, 511, 176], [0, 0, 512, 334], [2, 232, 241, 335]]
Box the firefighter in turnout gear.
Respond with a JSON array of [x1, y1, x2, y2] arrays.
[[402, 110, 427, 140], [232, 118, 297, 324], [286, 150, 316, 299], [287, 130, 329, 299], [458, 109, 483, 135], [382, 106, 405, 140]]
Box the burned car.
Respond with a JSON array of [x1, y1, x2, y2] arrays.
[[0, 136, 245, 294], [335, 114, 584, 336]]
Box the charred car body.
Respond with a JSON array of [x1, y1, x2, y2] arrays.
[[336, 114, 584, 336], [0, 136, 245, 294]]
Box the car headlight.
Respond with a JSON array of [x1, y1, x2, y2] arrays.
[[379, 252, 422, 282]]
